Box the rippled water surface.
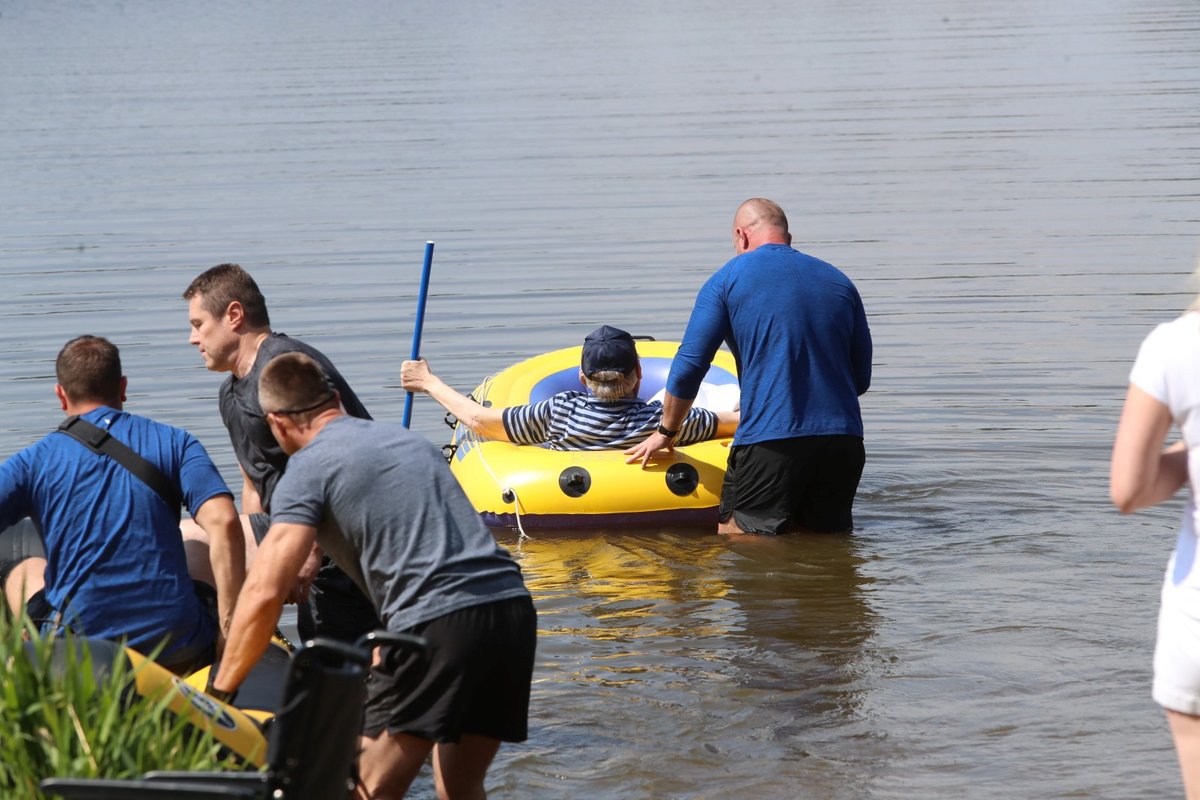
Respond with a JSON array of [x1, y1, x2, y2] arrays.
[[3, 1, 1200, 797]]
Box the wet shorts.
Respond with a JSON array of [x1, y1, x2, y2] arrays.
[[250, 512, 381, 644], [362, 595, 537, 743], [720, 435, 865, 534]]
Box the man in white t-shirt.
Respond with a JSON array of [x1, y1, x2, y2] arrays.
[[400, 325, 739, 451]]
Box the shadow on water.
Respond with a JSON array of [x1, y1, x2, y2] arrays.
[[493, 526, 888, 798]]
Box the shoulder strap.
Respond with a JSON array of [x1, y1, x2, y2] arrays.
[[56, 416, 182, 511]]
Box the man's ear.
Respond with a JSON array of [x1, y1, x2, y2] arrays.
[[578, 370, 587, 388], [225, 300, 246, 331], [54, 384, 68, 412], [730, 226, 743, 251], [119, 376, 128, 405], [264, 412, 286, 445]]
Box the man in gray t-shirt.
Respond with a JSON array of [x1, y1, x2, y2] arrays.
[[213, 352, 535, 800]]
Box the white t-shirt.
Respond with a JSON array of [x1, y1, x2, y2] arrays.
[[1130, 313, 1200, 713], [1130, 313, 1200, 590]]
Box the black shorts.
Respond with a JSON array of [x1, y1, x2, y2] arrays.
[[720, 435, 865, 534], [251, 512, 381, 644], [362, 595, 537, 744], [25, 588, 55, 628]]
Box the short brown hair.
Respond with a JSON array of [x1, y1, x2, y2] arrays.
[[182, 263, 271, 328], [259, 352, 337, 422], [56, 335, 122, 404]]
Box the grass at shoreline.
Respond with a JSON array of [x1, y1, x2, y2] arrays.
[[0, 613, 242, 799]]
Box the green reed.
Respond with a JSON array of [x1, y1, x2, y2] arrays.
[[0, 611, 242, 799]]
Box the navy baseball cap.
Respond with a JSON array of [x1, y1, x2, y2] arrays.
[[581, 325, 638, 377]]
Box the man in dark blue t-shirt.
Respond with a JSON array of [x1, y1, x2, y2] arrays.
[[0, 336, 244, 674], [627, 199, 873, 534]]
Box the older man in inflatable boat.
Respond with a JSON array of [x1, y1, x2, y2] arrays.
[[401, 325, 740, 451]]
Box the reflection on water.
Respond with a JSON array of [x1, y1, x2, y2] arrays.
[[501, 530, 882, 796]]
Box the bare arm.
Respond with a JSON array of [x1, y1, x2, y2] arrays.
[[238, 465, 264, 515], [401, 358, 511, 441], [714, 410, 739, 438], [191, 494, 246, 649], [1111, 383, 1188, 513], [213, 522, 316, 694], [624, 391, 696, 468]]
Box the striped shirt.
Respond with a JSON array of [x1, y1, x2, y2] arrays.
[[501, 392, 718, 451]]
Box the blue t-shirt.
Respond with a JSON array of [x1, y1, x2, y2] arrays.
[[667, 244, 872, 445], [0, 407, 231, 659], [502, 393, 718, 450]]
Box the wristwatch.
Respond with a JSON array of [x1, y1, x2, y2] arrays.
[[657, 424, 679, 438]]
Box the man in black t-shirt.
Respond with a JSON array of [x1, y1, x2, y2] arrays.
[[183, 263, 381, 642]]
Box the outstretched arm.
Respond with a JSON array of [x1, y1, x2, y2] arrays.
[[714, 409, 740, 438], [400, 358, 510, 441], [1111, 383, 1187, 513], [191, 494, 245, 651], [625, 392, 696, 468], [237, 465, 264, 515], [213, 521, 316, 695]]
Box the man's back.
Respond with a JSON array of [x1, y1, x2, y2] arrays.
[[674, 244, 872, 446], [269, 416, 529, 632], [0, 407, 226, 656]]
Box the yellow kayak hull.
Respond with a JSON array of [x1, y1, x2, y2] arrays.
[[447, 341, 738, 529]]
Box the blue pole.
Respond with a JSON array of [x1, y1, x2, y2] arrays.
[[402, 240, 435, 428]]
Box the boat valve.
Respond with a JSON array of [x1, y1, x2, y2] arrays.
[[558, 467, 591, 497], [502, 489, 516, 504], [665, 463, 700, 496]]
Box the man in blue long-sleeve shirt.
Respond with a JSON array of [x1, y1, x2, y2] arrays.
[[627, 198, 872, 534]]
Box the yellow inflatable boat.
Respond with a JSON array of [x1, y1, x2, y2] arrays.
[[446, 340, 739, 530]]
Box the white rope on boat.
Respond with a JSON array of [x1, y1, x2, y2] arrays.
[[474, 443, 532, 540]]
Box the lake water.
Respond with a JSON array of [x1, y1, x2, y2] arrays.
[[3, 1, 1200, 797]]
